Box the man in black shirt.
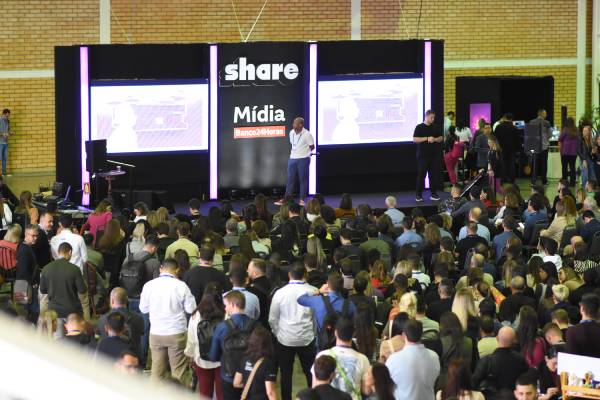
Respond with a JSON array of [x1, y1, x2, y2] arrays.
[[248, 257, 271, 329], [16, 224, 39, 322], [457, 222, 489, 268], [183, 246, 231, 303], [426, 278, 454, 322], [60, 313, 96, 352], [96, 312, 134, 360], [311, 354, 352, 400], [413, 109, 444, 202], [39, 242, 87, 338], [33, 211, 53, 268], [493, 113, 519, 183]]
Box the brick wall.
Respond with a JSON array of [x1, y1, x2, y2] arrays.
[[0, 0, 593, 174]]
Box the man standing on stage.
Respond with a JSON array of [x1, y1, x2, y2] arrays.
[[529, 108, 553, 185], [413, 110, 443, 202], [0, 109, 12, 176], [275, 117, 314, 206]]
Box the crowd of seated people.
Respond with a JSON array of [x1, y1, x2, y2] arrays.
[[3, 180, 600, 400]]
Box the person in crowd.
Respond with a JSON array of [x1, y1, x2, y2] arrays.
[[310, 355, 352, 400], [472, 326, 529, 394], [413, 109, 443, 202], [185, 282, 225, 400], [492, 216, 518, 262], [499, 276, 536, 323], [444, 126, 466, 185], [40, 242, 88, 338], [0, 108, 12, 175], [165, 221, 199, 266], [122, 234, 161, 308], [155, 222, 175, 262], [132, 202, 149, 223], [269, 263, 318, 400], [114, 350, 140, 375], [566, 293, 600, 357], [363, 362, 396, 400], [81, 199, 112, 245], [59, 312, 96, 351], [139, 258, 196, 382], [516, 305, 546, 368], [50, 214, 87, 271], [386, 319, 440, 400], [514, 373, 540, 400], [453, 187, 489, 222], [335, 193, 356, 219], [558, 117, 580, 187], [580, 123, 596, 187], [297, 272, 356, 343], [478, 315, 498, 357], [313, 317, 370, 400], [224, 218, 240, 249], [427, 278, 454, 322], [208, 290, 256, 400], [14, 190, 39, 225], [96, 287, 144, 365], [522, 196, 549, 244], [437, 312, 475, 390], [455, 119, 471, 143], [304, 253, 327, 289], [541, 198, 576, 244], [580, 209, 600, 244], [458, 207, 490, 243], [437, 359, 484, 400], [226, 265, 260, 321], [536, 344, 564, 400], [232, 326, 278, 400], [456, 222, 488, 268], [379, 312, 409, 363], [473, 121, 492, 175], [537, 237, 562, 270], [96, 312, 134, 360], [384, 196, 405, 228], [395, 216, 423, 249], [183, 246, 230, 304], [494, 113, 519, 183], [32, 211, 53, 267], [16, 224, 39, 322]]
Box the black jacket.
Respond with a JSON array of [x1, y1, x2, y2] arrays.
[[472, 347, 529, 392]]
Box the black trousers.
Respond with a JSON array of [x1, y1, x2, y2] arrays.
[[277, 340, 316, 400], [561, 155, 577, 186], [416, 154, 442, 195], [222, 380, 242, 400], [502, 152, 516, 183], [535, 149, 549, 184]]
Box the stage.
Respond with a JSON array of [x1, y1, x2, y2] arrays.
[[172, 190, 451, 217]]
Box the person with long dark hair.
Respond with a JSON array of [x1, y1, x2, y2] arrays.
[[185, 282, 225, 400], [353, 303, 378, 361], [517, 305, 546, 368], [233, 326, 278, 400], [364, 362, 396, 400], [254, 193, 273, 228], [437, 359, 484, 400], [558, 117, 580, 186], [336, 193, 356, 219], [207, 206, 226, 236], [444, 126, 466, 185], [437, 312, 474, 390], [272, 219, 300, 262]]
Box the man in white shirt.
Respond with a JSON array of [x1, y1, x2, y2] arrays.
[[386, 319, 440, 400], [269, 263, 318, 400], [224, 265, 260, 320], [139, 258, 196, 381], [384, 196, 405, 228], [313, 317, 370, 400], [50, 214, 87, 272], [275, 117, 314, 206]]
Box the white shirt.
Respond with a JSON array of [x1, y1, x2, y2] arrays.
[[456, 127, 472, 142], [184, 311, 221, 369], [386, 343, 440, 400], [289, 127, 314, 159], [0, 203, 12, 230], [544, 254, 563, 270], [224, 287, 260, 320], [269, 280, 318, 347], [139, 273, 197, 335], [50, 229, 88, 271], [314, 346, 370, 400], [133, 215, 147, 223]]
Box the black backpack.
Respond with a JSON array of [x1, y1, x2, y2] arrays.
[[197, 318, 220, 360], [222, 319, 257, 377], [119, 252, 152, 298], [318, 296, 350, 350]]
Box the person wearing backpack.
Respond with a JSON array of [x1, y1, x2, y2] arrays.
[[297, 272, 356, 351], [139, 258, 196, 382], [269, 263, 318, 400], [120, 234, 161, 311], [185, 282, 225, 400], [313, 317, 370, 400], [208, 290, 257, 400]]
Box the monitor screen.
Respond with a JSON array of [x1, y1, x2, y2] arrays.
[[90, 80, 209, 154], [317, 75, 424, 146]]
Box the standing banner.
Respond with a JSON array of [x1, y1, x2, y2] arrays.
[[217, 42, 308, 194]]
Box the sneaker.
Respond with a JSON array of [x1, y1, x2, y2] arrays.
[[274, 199, 284, 206], [430, 193, 441, 201], [415, 195, 423, 202]]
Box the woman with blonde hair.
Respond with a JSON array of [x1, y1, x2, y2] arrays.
[[306, 236, 327, 271], [452, 288, 479, 341], [15, 190, 39, 225], [271, 202, 289, 231], [306, 198, 321, 223], [398, 292, 417, 319], [558, 266, 583, 292], [3, 223, 22, 243], [541, 199, 576, 243], [146, 210, 159, 228], [156, 207, 169, 224], [127, 221, 147, 256]]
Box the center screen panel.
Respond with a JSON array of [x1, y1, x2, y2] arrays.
[[317, 75, 424, 146], [90, 80, 209, 154]]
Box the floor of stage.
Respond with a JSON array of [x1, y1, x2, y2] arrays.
[[173, 189, 451, 215]]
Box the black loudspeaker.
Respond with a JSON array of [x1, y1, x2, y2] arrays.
[[85, 140, 108, 173], [112, 189, 174, 213], [523, 123, 542, 154]]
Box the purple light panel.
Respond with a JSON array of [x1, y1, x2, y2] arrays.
[[80, 47, 90, 206], [309, 43, 317, 195], [469, 103, 492, 133], [209, 45, 218, 199], [424, 41, 431, 189]]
